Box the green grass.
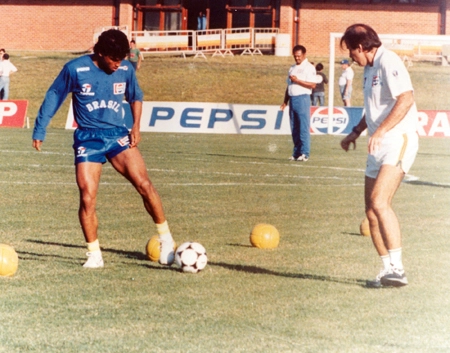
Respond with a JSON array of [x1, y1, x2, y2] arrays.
[[1, 130, 450, 352], [1, 53, 450, 352]]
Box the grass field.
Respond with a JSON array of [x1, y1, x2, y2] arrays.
[[1, 53, 450, 352]]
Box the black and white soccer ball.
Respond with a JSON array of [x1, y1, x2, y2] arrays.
[[175, 242, 207, 273]]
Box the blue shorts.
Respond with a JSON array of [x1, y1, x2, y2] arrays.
[[73, 126, 130, 164]]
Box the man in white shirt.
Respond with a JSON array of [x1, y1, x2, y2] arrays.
[[0, 53, 18, 100], [0, 48, 5, 100], [340, 24, 418, 288], [280, 45, 316, 161], [338, 59, 354, 106]]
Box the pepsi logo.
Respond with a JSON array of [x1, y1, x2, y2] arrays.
[[310, 107, 349, 134]]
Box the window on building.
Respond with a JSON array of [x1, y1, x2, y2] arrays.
[[230, 0, 248, 6], [136, 0, 183, 31], [226, 0, 275, 28], [304, 0, 438, 3], [254, 0, 272, 6], [255, 12, 272, 27]]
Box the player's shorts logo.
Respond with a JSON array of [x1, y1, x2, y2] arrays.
[[114, 83, 126, 95], [117, 135, 130, 147], [77, 146, 87, 158], [372, 75, 380, 86]]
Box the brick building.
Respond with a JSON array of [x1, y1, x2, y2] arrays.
[[1, 0, 449, 56]]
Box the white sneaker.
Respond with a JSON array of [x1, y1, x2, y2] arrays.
[[366, 268, 391, 288], [297, 154, 309, 162], [381, 267, 408, 287], [83, 251, 104, 268], [159, 238, 175, 265]]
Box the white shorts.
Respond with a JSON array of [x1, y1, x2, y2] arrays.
[[365, 132, 419, 179]]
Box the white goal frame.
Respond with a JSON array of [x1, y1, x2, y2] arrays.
[[328, 32, 450, 134]]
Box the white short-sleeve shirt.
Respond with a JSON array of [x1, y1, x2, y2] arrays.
[[338, 66, 354, 86], [363, 45, 418, 137], [287, 59, 316, 96]]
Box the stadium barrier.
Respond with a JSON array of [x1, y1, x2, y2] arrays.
[[0, 100, 28, 128], [65, 102, 450, 137], [130, 28, 278, 58], [132, 30, 194, 58]]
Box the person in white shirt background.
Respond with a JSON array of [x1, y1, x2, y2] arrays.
[[0, 48, 5, 100], [0, 53, 18, 100], [280, 45, 316, 162], [338, 59, 354, 107]]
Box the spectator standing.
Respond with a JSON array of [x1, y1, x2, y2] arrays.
[[280, 45, 316, 162], [340, 23, 419, 288], [0, 48, 5, 100], [0, 53, 18, 100], [311, 63, 328, 106], [128, 40, 142, 71], [338, 59, 354, 106], [197, 11, 207, 30]]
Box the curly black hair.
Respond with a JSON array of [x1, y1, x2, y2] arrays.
[[94, 29, 130, 60]]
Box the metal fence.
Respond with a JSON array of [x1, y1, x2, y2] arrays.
[[130, 28, 279, 58]]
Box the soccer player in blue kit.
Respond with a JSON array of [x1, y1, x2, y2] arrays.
[[32, 29, 176, 268]]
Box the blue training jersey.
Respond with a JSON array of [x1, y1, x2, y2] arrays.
[[32, 54, 143, 141]]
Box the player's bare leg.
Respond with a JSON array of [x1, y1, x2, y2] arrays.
[[110, 147, 175, 265], [76, 162, 104, 268], [365, 165, 407, 287]]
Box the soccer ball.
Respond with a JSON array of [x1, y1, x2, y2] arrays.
[[145, 235, 176, 262], [360, 217, 371, 237], [249, 223, 280, 249], [0, 244, 19, 277], [175, 242, 207, 273]]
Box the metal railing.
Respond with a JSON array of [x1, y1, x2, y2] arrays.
[[130, 28, 279, 58]]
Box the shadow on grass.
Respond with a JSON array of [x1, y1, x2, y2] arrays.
[[403, 179, 450, 188], [226, 243, 253, 248], [25, 240, 373, 286], [26, 239, 146, 259], [209, 261, 368, 287], [22, 239, 178, 271], [342, 232, 367, 237]]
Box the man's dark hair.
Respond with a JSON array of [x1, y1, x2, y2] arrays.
[[3, 53, 9, 60], [94, 29, 130, 60], [316, 63, 323, 71], [292, 44, 306, 55], [340, 24, 382, 51]]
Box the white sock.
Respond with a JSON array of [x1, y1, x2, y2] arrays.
[[87, 239, 100, 253], [156, 221, 173, 242], [388, 248, 403, 270], [381, 255, 391, 270]]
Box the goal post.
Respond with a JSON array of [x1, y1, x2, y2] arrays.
[[328, 31, 450, 134]]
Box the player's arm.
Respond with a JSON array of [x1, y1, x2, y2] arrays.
[[129, 100, 143, 148], [341, 115, 367, 152], [280, 87, 289, 111], [368, 90, 414, 154], [289, 75, 316, 90], [345, 78, 352, 95], [137, 52, 142, 70], [32, 66, 73, 150]]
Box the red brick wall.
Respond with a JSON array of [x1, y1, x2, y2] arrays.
[[0, 0, 118, 51], [295, 3, 442, 56], [0, 0, 449, 54]]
